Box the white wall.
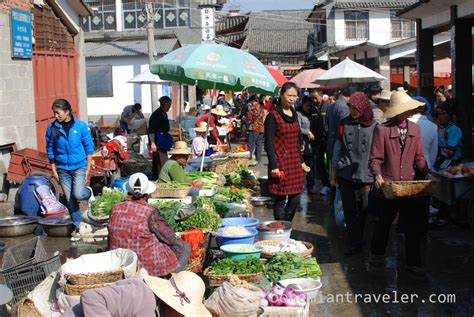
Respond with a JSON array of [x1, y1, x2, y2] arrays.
[[333, 9, 402, 47], [86, 56, 167, 117]]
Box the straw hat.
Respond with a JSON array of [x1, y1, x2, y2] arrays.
[[125, 172, 156, 195], [194, 122, 213, 132], [168, 141, 192, 155], [144, 272, 211, 317], [379, 90, 392, 101], [383, 89, 424, 119], [211, 104, 228, 117]]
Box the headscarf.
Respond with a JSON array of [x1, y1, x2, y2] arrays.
[[412, 96, 431, 114], [347, 92, 374, 126]]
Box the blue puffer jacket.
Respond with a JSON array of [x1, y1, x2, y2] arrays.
[[46, 117, 94, 171]]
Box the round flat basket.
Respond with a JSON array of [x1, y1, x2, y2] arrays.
[[381, 180, 439, 199], [255, 240, 314, 258], [65, 268, 124, 285]]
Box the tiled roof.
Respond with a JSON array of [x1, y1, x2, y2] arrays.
[[85, 38, 179, 58], [333, 0, 417, 9], [242, 10, 313, 55], [215, 14, 249, 33]]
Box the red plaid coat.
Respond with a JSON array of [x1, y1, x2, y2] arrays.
[[267, 110, 305, 195], [108, 197, 179, 276]]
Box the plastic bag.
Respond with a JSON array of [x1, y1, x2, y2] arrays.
[[334, 186, 346, 228]]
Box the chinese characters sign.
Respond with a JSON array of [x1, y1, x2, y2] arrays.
[[11, 8, 32, 59], [201, 8, 215, 43]]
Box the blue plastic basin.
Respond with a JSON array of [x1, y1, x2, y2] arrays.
[[215, 227, 258, 247], [221, 217, 260, 231]]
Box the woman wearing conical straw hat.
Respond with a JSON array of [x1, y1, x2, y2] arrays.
[[369, 89, 429, 276]]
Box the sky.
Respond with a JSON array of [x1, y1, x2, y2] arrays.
[[222, 0, 315, 12]]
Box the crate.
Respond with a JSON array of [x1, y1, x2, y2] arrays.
[[151, 185, 192, 198], [1, 255, 61, 303], [1, 237, 47, 272]]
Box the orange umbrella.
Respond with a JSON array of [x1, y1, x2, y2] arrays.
[[265, 66, 288, 87], [290, 68, 327, 88]]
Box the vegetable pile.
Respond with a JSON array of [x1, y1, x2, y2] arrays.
[[187, 172, 220, 189], [214, 187, 246, 204], [176, 197, 221, 232], [149, 200, 184, 231], [265, 252, 322, 281], [260, 285, 306, 308], [224, 166, 257, 189], [209, 257, 263, 275], [156, 182, 190, 189], [91, 188, 127, 217]]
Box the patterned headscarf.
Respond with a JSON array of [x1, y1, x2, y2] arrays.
[[347, 92, 374, 126]]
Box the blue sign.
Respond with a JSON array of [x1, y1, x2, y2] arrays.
[[11, 8, 32, 59]]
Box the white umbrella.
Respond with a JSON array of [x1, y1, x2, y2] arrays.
[[127, 69, 170, 84], [313, 57, 386, 86]]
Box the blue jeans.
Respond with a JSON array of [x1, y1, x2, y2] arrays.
[[248, 131, 263, 162], [58, 167, 91, 227]]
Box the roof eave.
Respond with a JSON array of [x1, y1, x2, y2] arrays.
[[397, 0, 428, 18]]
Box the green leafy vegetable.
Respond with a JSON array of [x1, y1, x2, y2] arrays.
[[156, 182, 190, 189], [265, 252, 322, 280], [209, 257, 263, 275], [214, 187, 246, 204], [149, 200, 184, 231], [175, 197, 220, 232], [91, 188, 127, 217]]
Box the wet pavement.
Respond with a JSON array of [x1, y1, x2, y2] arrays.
[[1, 154, 473, 316]]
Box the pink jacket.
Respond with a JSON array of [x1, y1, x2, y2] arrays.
[[369, 121, 427, 181]]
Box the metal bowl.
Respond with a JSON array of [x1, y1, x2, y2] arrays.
[[250, 196, 272, 206], [257, 220, 292, 232], [39, 216, 75, 237], [0, 216, 40, 237]]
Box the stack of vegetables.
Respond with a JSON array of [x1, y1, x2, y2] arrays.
[[187, 172, 221, 190], [176, 197, 221, 232], [265, 252, 322, 281], [90, 188, 127, 218], [224, 166, 257, 189], [149, 200, 184, 231], [209, 257, 263, 275], [213, 187, 247, 204]]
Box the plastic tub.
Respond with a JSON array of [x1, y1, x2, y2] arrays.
[[221, 217, 260, 231], [220, 244, 262, 260], [215, 227, 258, 247]]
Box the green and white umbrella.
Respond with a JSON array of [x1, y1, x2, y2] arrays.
[[150, 44, 279, 95]]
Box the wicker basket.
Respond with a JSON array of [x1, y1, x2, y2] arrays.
[[226, 157, 249, 172], [255, 240, 314, 258], [63, 282, 112, 296], [209, 161, 228, 173], [203, 267, 263, 287], [151, 184, 192, 198], [381, 180, 439, 199], [11, 298, 41, 317], [65, 268, 124, 285]]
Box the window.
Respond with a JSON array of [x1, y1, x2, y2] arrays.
[[344, 10, 368, 41], [81, 0, 116, 32], [86, 66, 113, 97], [390, 11, 415, 39], [122, 0, 147, 30]]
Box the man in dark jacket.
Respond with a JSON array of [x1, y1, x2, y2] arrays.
[[148, 96, 172, 180]]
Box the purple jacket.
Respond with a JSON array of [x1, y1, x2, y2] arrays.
[[369, 121, 427, 181]]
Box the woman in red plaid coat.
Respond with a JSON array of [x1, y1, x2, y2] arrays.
[[108, 173, 190, 276], [264, 82, 305, 221]]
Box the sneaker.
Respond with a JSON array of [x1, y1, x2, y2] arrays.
[[319, 186, 331, 195], [87, 186, 95, 202], [405, 265, 426, 277]]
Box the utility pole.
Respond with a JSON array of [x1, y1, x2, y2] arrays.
[[146, 1, 159, 111]]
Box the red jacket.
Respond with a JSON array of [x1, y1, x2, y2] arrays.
[[369, 121, 427, 181]]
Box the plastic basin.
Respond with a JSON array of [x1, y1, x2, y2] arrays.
[[221, 217, 260, 231], [215, 227, 258, 247], [220, 244, 262, 260]]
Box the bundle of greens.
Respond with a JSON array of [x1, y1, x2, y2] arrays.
[[176, 197, 221, 232], [214, 202, 230, 217], [148, 200, 184, 231], [209, 257, 263, 275], [214, 187, 246, 204], [91, 188, 127, 217], [224, 166, 257, 189], [187, 172, 219, 189], [155, 182, 190, 189], [265, 252, 322, 281]]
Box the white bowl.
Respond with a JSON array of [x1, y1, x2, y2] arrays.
[[279, 277, 322, 303]]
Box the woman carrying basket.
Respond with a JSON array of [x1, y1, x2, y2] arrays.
[[369, 89, 429, 276]]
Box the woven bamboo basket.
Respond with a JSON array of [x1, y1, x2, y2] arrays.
[[203, 267, 263, 287], [254, 240, 314, 258], [209, 161, 228, 173], [381, 180, 439, 199], [11, 298, 41, 317], [65, 268, 124, 285], [226, 157, 249, 172], [151, 184, 192, 198], [64, 282, 112, 296]]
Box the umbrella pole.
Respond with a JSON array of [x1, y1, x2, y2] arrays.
[[178, 84, 183, 141], [200, 82, 217, 171]]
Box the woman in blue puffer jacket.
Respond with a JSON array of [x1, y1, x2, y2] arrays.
[[46, 99, 94, 228]]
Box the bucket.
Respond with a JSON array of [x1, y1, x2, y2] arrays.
[[110, 177, 129, 192], [20, 175, 49, 217], [258, 176, 270, 197]]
